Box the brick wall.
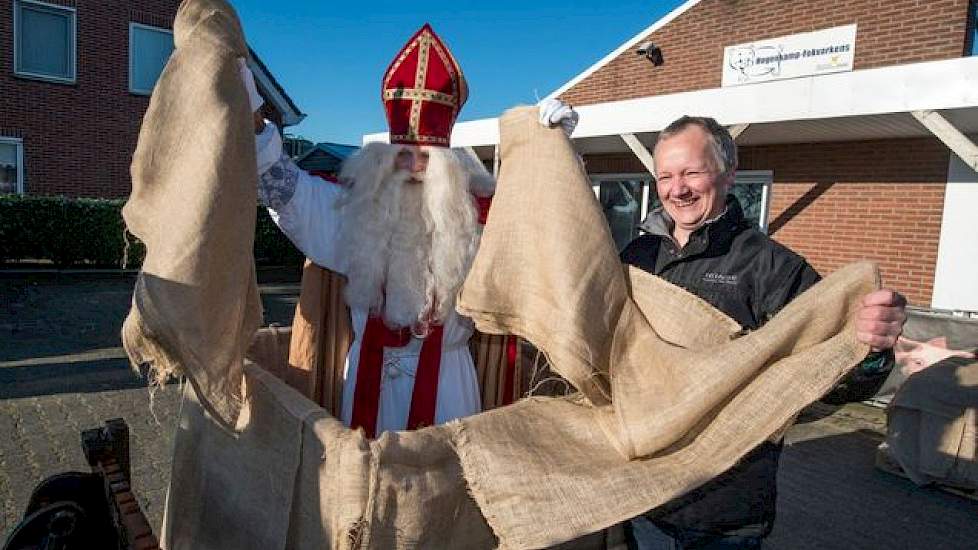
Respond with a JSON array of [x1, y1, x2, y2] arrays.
[[0, 1, 182, 198], [561, 0, 972, 106], [745, 138, 949, 307], [0, 1, 289, 199]]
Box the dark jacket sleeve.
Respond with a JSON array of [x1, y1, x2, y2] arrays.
[[758, 256, 821, 324], [757, 254, 892, 403]]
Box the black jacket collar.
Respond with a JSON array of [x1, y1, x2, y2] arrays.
[[639, 195, 747, 256]]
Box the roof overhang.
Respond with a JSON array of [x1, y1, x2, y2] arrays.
[[248, 49, 306, 127], [364, 56, 978, 156]]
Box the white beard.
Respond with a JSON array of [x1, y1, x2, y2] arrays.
[[336, 144, 481, 329]]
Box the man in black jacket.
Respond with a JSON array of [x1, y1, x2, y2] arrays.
[[622, 116, 907, 549]]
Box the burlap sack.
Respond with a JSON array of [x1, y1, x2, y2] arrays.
[[142, 4, 876, 546], [121, 0, 262, 428], [452, 106, 874, 548], [163, 359, 371, 550]]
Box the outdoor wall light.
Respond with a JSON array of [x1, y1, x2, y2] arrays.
[[636, 41, 663, 66]]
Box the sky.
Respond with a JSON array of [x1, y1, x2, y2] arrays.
[[232, 1, 685, 145]]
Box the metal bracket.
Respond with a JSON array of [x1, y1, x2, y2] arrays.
[[728, 123, 750, 141], [620, 133, 656, 175]]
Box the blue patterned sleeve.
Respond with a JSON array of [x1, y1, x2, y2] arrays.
[[253, 119, 345, 271], [258, 151, 300, 211]]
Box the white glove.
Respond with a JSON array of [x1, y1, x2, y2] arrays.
[[238, 58, 264, 113], [538, 98, 578, 137]]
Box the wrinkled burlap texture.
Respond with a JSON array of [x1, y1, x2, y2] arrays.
[[450, 107, 874, 547], [137, 2, 878, 547], [121, 0, 262, 429], [883, 356, 978, 489]]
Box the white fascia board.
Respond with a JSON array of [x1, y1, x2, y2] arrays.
[[248, 58, 305, 127], [363, 132, 389, 145], [363, 116, 500, 147], [451, 117, 500, 147], [544, 0, 705, 100], [415, 56, 978, 148]]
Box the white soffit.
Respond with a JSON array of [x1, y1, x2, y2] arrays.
[[568, 55, 978, 139], [363, 116, 499, 146], [363, 132, 390, 145], [384, 56, 978, 149], [248, 58, 305, 127], [735, 113, 930, 145]]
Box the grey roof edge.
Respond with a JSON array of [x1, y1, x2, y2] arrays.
[[295, 142, 359, 163], [248, 47, 306, 127]]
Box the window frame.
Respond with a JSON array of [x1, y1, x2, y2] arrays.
[[589, 170, 773, 233], [13, 0, 77, 84], [128, 22, 174, 96], [732, 170, 773, 233], [971, 2, 978, 56], [589, 173, 655, 220], [589, 173, 655, 251], [0, 137, 26, 195]]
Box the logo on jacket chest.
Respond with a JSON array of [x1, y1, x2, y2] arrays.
[[703, 272, 739, 285]]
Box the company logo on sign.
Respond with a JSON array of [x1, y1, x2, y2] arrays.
[[722, 24, 857, 87]]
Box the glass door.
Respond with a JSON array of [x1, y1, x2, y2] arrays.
[[590, 175, 654, 251]]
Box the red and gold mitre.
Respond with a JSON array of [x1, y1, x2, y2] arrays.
[[382, 23, 468, 147]]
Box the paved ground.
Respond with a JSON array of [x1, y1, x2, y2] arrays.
[[768, 404, 978, 549], [2, 273, 976, 548], [0, 272, 300, 542]]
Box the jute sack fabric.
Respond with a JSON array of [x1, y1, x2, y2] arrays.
[[121, 0, 262, 429], [884, 356, 978, 489], [165, 327, 487, 550], [156, 100, 876, 549], [452, 106, 876, 548], [163, 358, 372, 550], [137, 5, 879, 543]]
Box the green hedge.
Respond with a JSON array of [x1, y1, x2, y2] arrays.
[[0, 194, 303, 268]]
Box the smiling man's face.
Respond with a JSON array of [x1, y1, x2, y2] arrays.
[[653, 125, 732, 246]]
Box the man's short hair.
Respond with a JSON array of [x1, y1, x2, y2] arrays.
[[655, 116, 737, 177]]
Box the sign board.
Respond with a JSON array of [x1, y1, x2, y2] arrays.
[[721, 24, 857, 87]]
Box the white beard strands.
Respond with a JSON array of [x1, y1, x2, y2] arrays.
[[383, 181, 432, 329], [336, 143, 481, 329]]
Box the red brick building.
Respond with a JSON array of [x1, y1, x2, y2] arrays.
[[0, 0, 302, 199], [370, 0, 978, 311]]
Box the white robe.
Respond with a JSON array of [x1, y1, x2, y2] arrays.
[[255, 123, 481, 435]]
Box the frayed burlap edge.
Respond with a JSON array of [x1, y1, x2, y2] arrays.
[[122, 307, 243, 433]]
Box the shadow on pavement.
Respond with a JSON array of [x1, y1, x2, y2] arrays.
[[0, 359, 175, 399], [767, 428, 978, 550], [1, 276, 300, 398]]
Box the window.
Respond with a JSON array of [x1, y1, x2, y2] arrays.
[[0, 139, 25, 195], [13, 0, 76, 82], [731, 170, 773, 232], [129, 23, 175, 95], [971, 3, 978, 56], [590, 170, 773, 249], [590, 175, 655, 251]]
